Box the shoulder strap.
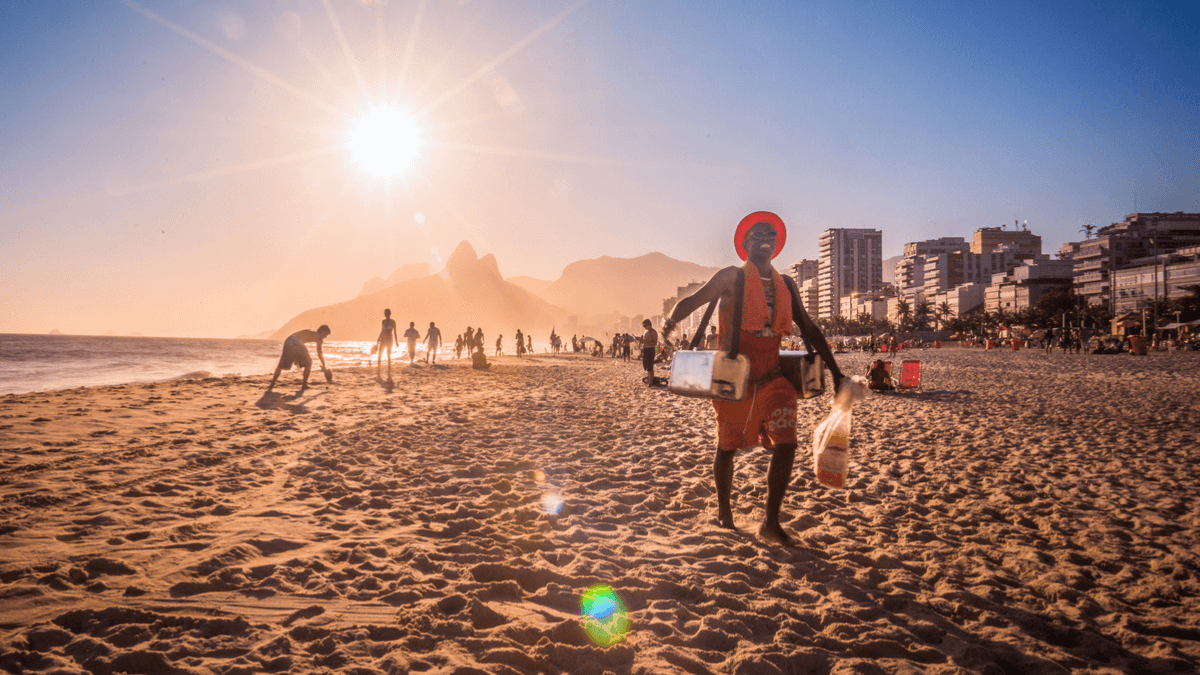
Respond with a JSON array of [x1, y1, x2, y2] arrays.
[[688, 301, 716, 350], [729, 267, 744, 358]]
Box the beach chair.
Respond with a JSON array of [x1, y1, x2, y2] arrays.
[[897, 360, 921, 391]]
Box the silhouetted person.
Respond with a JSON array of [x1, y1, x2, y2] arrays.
[[471, 343, 490, 370], [267, 325, 331, 393], [376, 309, 398, 375], [403, 321, 420, 364], [423, 321, 442, 364]]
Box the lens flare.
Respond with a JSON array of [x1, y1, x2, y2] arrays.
[[580, 584, 630, 647], [541, 490, 563, 516], [347, 104, 422, 180]]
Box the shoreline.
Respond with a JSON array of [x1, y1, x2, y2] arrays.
[[1, 350, 1198, 674]]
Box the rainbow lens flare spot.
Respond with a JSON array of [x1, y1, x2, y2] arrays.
[[541, 490, 563, 516], [580, 584, 630, 647]]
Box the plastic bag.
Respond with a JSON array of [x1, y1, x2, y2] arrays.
[[812, 376, 869, 488]]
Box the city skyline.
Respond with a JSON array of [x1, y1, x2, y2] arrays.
[[2, 1, 1198, 338]]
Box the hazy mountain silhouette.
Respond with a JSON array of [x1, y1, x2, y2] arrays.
[[357, 262, 431, 297], [508, 252, 719, 319], [270, 242, 568, 342], [505, 275, 553, 299]]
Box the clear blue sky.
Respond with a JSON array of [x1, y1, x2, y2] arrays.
[[2, 0, 1197, 337]]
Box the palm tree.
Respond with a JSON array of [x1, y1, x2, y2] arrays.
[[937, 301, 953, 330], [1080, 223, 1096, 239], [914, 301, 932, 331], [855, 311, 873, 334], [895, 299, 911, 332]]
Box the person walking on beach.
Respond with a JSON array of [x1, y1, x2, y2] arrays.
[[474, 328, 485, 354], [663, 211, 845, 546], [526, 333, 533, 356], [465, 327, 475, 353], [267, 325, 331, 393], [515, 328, 525, 357], [403, 322, 421, 364], [641, 320, 658, 384], [495, 334, 503, 356], [423, 322, 442, 364], [454, 334, 464, 360], [376, 309, 398, 375]]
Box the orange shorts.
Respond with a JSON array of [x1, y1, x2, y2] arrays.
[[712, 376, 798, 450]]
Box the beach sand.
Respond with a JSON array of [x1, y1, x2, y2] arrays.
[[1, 348, 1198, 674]]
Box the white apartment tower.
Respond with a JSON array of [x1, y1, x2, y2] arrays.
[[817, 228, 883, 318]]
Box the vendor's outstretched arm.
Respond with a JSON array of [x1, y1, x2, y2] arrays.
[[664, 267, 737, 339], [788, 289, 844, 390]]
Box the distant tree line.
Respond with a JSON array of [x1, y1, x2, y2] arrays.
[[813, 284, 1200, 337]]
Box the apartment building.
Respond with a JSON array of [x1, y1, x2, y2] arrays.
[[972, 226, 1042, 257], [983, 255, 1074, 313], [817, 228, 883, 318], [1069, 212, 1200, 309], [1111, 245, 1200, 314]]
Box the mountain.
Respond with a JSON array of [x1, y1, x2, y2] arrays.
[[528, 252, 719, 319], [883, 255, 900, 285], [506, 275, 553, 299], [357, 262, 431, 297], [270, 242, 568, 342]]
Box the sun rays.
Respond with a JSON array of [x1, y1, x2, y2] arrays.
[[118, 0, 613, 242]]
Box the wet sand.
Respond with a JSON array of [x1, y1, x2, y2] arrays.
[[1, 348, 1198, 674]]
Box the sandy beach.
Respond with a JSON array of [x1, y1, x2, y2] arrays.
[[1, 348, 1198, 674]]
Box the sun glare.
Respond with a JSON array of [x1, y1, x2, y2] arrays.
[[347, 105, 423, 180]]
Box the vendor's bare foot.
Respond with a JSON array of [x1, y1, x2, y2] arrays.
[[758, 521, 794, 546], [717, 514, 737, 530]]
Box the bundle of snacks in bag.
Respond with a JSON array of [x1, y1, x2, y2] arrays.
[[812, 376, 869, 488]]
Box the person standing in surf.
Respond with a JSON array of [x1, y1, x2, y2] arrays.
[[403, 322, 421, 365], [662, 211, 844, 545], [376, 309, 398, 375], [423, 321, 442, 364]]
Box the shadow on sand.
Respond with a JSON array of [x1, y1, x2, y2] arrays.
[[255, 390, 325, 412], [375, 375, 396, 393]]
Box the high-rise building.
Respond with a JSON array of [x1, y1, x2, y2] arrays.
[[787, 260, 819, 287], [817, 228, 883, 318], [894, 237, 969, 300]]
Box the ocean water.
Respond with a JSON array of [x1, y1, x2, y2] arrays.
[[0, 333, 442, 395]]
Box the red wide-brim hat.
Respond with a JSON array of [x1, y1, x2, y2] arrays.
[[734, 211, 786, 261]]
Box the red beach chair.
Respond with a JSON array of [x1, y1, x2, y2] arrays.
[[897, 360, 921, 391]]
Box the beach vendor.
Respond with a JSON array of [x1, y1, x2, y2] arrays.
[[662, 212, 844, 545], [267, 325, 331, 393]]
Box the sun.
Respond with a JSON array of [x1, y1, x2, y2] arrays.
[[346, 105, 423, 180]]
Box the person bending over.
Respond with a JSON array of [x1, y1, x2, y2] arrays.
[[267, 325, 331, 393]]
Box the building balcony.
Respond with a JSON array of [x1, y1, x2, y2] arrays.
[[1074, 247, 1106, 260], [1074, 259, 1106, 272], [1076, 271, 1105, 283]]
